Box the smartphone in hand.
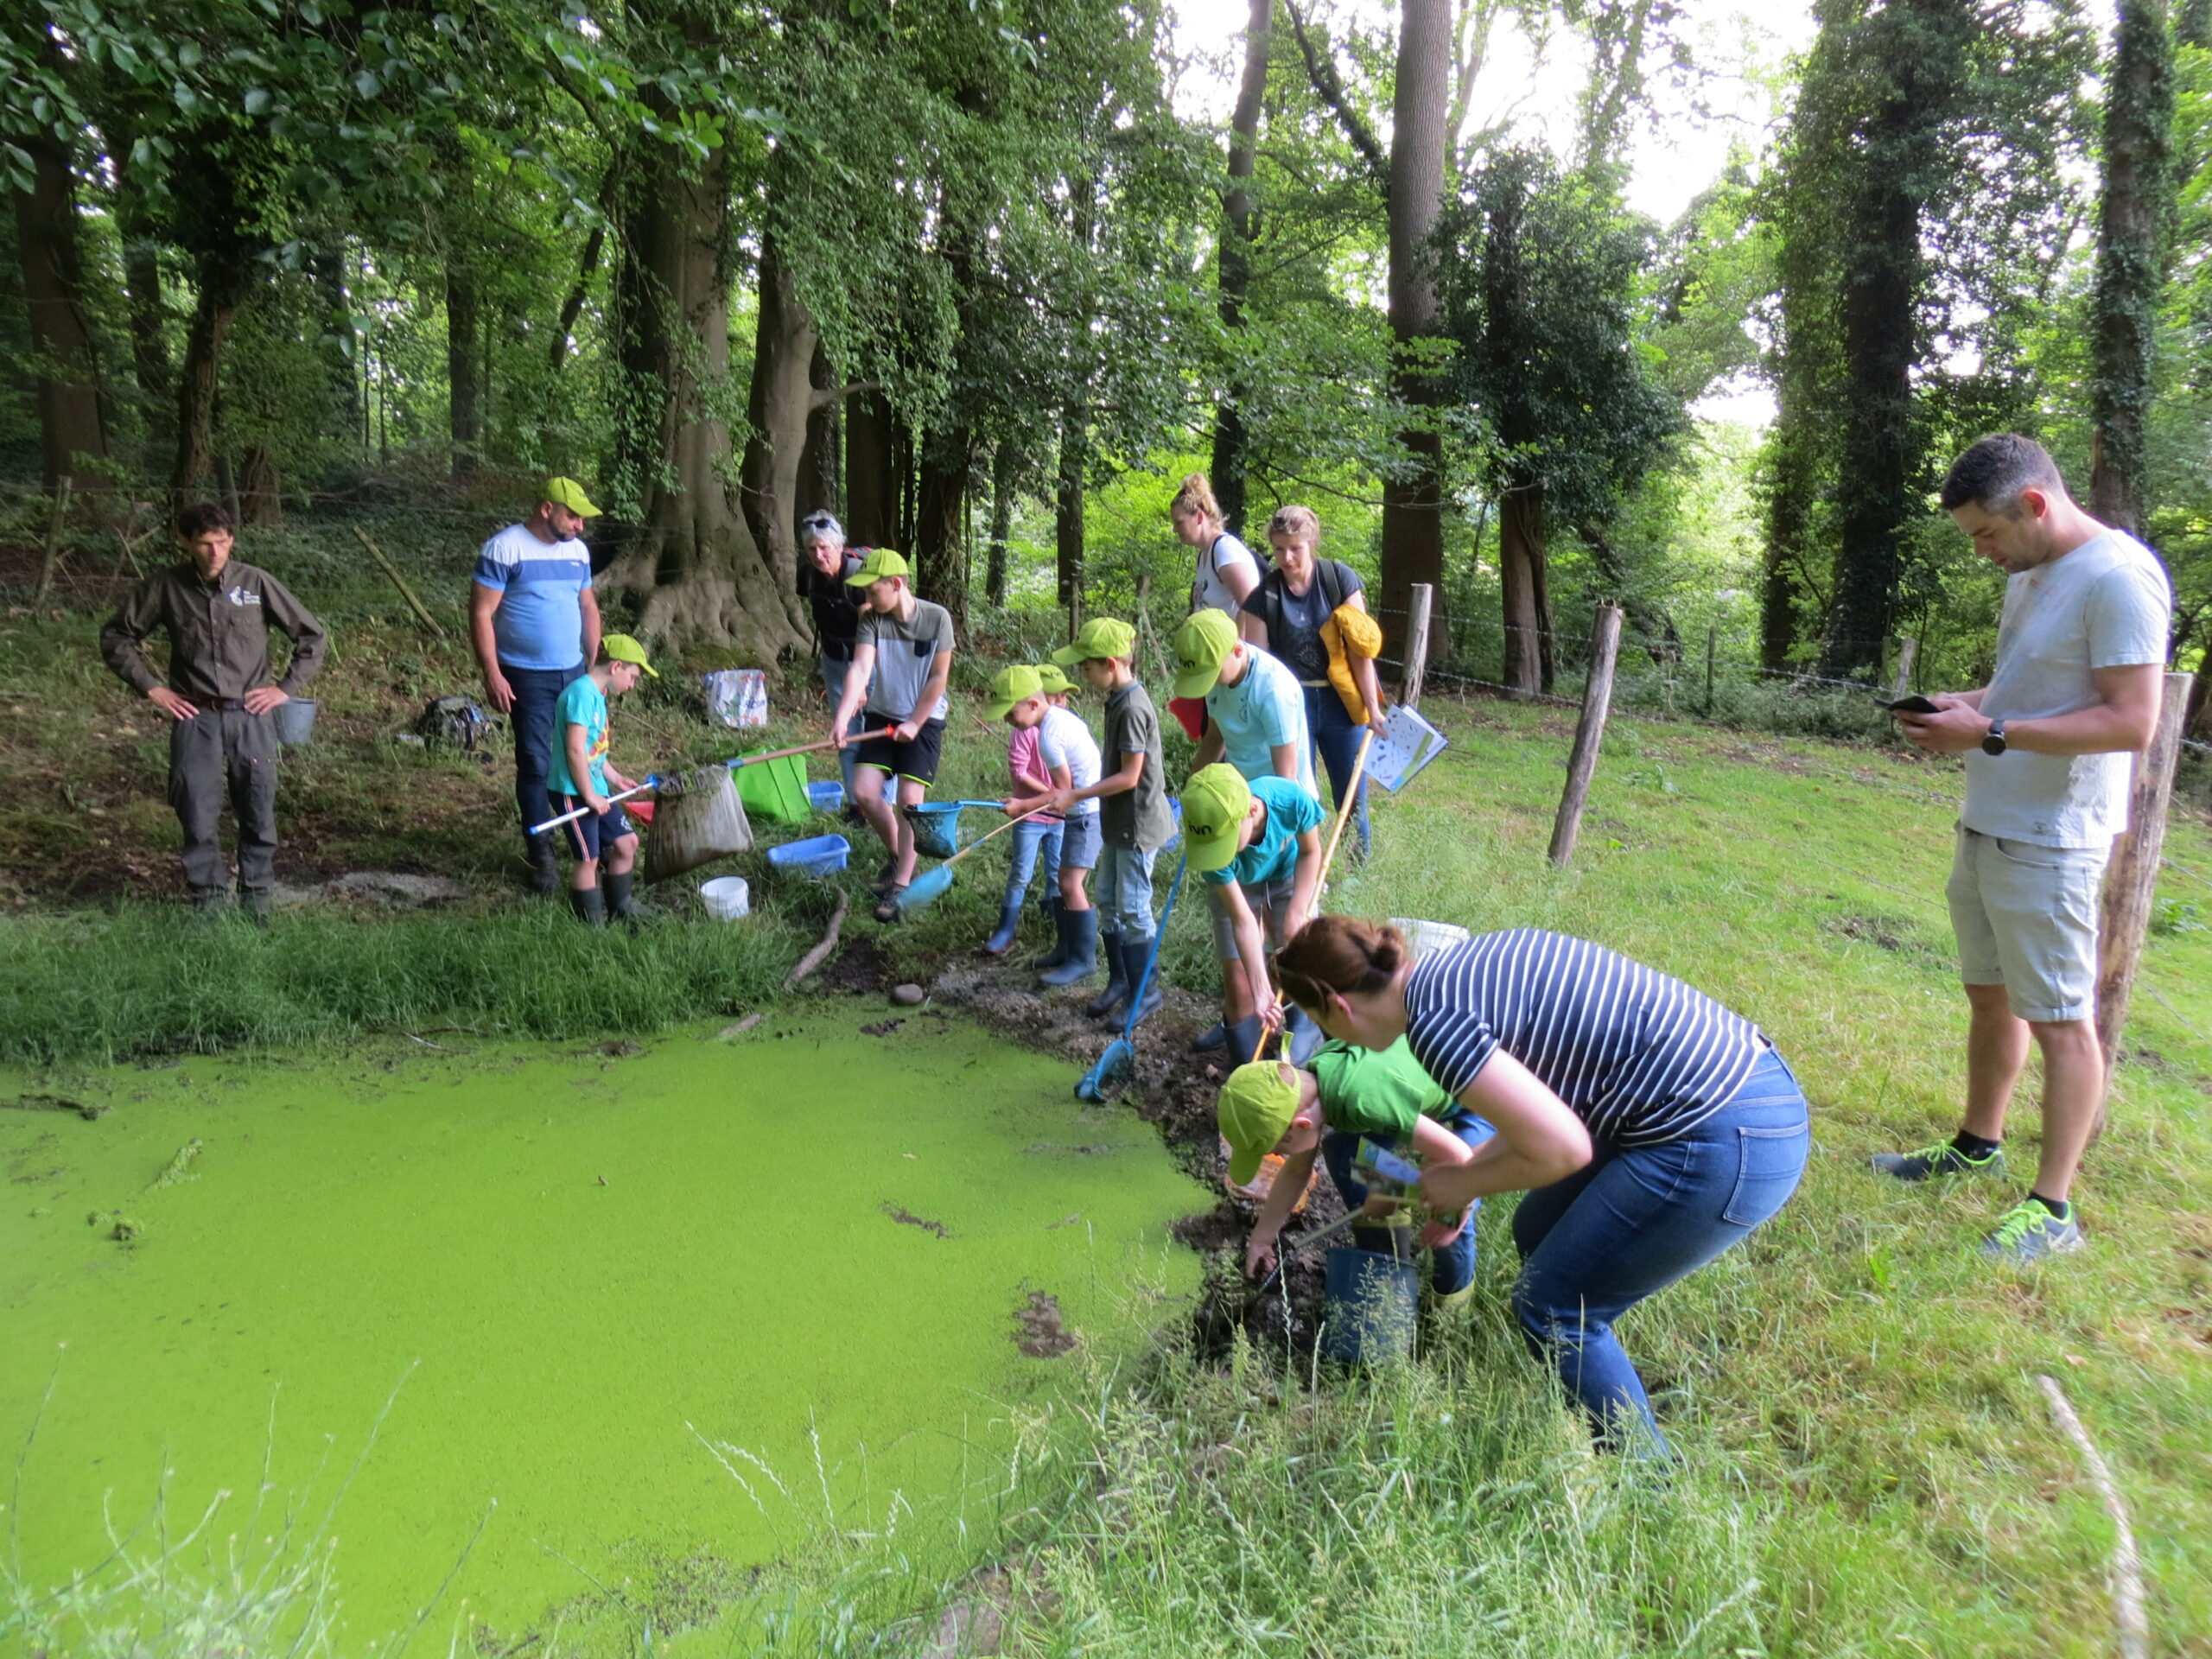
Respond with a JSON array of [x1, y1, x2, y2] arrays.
[[1876, 694, 1941, 715]]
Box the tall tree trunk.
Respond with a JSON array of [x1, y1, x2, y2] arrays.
[[986, 441, 1015, 607], [308, 241, 358, 448], [2089, 0, 2174, 537], [170, 256, 247, 512], [1379, 0, 1452, 670], [1211, 0, 1272, 538], [115, 160, 172, 426], [601, 126, 807, 657], [915, 429, 972, 626], [798, 341, 842, 522], [740, 227, 823, 590], [14, 131, 109, 493], [1055, 408, 1086, 618], [846, 391, 900, 546], [1497, 478, 1547, 696], [447, 260, 480, 477], [237, 443, 281, 526]]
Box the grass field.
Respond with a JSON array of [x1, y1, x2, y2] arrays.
[[4, 526, 2210, 1654]]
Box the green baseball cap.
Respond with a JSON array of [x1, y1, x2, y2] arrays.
[[984, 663, 1045, 720], [844, 548, 911, 587], [1052, 617, 1135, 666], [1171, 608, 1239, 698], [543, 476, 601, 518], [1033, 662, 1076, 696], [601, 633, 657, 677], [1218, 1059, 1301, 1186], [1179, 763, 1253, 873]]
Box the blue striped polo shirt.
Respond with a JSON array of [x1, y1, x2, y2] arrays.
[[1402, 929, 1767, 1147], [473, 522, 591, 671]]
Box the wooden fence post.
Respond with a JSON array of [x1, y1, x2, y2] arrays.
[[1402, 582, 1433, 709], [1548, 602, 1624, 868], [1703, 620, 1717, 718], [1890, 636, 1918, 702], [2094, 669, 2196, 1089]]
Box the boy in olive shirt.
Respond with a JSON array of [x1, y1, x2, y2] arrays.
[[1218, 1039, 1496, 1306], [1049, 618, 1176, 1022]]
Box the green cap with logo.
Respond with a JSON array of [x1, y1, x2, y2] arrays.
[[1179, 762, 1253, 873], [1033, 662, 1075, 696], [601, 633, 658, 677], [844, 548, 911, 587], [984, 663, 1045, 721], [1171, 608, 1239, 699], [1052, 617, 1135, 666], [1217, 1059, 1301, 1186], [543, 476, 601, 518]]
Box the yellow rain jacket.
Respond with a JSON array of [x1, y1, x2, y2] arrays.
[[1321, 603, 1383, 725]]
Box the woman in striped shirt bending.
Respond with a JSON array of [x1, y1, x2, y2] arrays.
[[1273, 916, 1808, 1456]]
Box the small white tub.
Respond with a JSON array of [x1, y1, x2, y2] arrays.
[[1389, 917, 1471, 958], [700, 875, 751, 921]]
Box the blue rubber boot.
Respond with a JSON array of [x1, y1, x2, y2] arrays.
[[1030, 898, 1069, 970], [1122, 933, 1164, 1023], [1038, 907, 1098, 988], [982, 895, 1025, 957]]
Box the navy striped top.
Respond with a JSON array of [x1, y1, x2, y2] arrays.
[[1402, 929, 1768, 1147]]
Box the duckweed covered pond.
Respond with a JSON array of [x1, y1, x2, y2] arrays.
[[0, 1009, 1207, 1645]]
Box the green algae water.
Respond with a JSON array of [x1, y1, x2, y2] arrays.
[[0, 1010, 1205, 1646]]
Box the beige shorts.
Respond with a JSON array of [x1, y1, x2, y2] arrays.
[[1946, 827, 2108, 1023]]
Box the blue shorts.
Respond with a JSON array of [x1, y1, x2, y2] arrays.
[[557, 796, 635, 862], [1058, 811, 1103, 872]]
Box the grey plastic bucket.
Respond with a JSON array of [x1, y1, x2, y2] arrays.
[[272, 697, 318, 747], [1319, 1244, 1419, 1363]]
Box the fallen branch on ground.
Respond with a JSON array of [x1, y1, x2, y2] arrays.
[[785, 891, 849, 988], [2035, 1373, 2149, 1659]]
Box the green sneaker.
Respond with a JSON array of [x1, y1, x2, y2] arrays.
[[1869, 1139, 2004, 1182], [1979, 1199, 2085, 1264]]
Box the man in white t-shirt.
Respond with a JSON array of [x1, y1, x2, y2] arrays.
[[1878, 434, 2172, 1265]]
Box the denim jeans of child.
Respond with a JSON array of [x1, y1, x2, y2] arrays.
[[1002, 817, 1064, 911], [1508, 1046, 1809, 1455], [1321, 1109, 1497, 1295]]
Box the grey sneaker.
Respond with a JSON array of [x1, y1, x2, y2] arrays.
[[1870, 1139, 2004, 1182], [1979, 1199, 2085, 1264]]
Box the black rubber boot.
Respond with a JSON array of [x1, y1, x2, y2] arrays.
[[526, 833, 561, 896], [1038, 907, 1098, 988], [1122, 933, 1164, 1024], [1224, 1013, 1266, 1065], [1029, 898, 1069, 970], [604, 871, 650, 922], [1084, 928, 1128, 1017], [239, 888, 273, 928], [982, 894, 1026, 957], [188, 883, 231, 919], [569, 886, 607, 927]]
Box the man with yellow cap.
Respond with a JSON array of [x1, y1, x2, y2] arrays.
[[1180, 761, 1325, 1062], [469, 477, 605, 893], [550, 633, 656, 927], [1217, 1039, 1491, 1306]]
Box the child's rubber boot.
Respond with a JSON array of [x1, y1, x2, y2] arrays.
[[982, 894, 1026, 957], [1084, 928, 1128, 1016], [1029, 898, 1069, 969], [604, 872, 652, 923], [1287, 1004, 1325, 1066], [1038, 907, 1097, 988], [1224, 1013, 1265, 1065], [569, 886, 607, 927], [1122, 933, 1164, 1024]]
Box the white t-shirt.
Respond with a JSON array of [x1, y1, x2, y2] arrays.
[[1962, 529, 2171, 847], [1037, 705, 1103, 818], [1191, 532, 1260, 615]]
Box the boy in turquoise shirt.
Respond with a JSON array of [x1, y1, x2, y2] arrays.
[[550, 634, 655, 925], [1179, 762, 1325, 1063]]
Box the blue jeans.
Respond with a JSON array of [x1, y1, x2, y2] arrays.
[[1304, 683, 1371, 857], [818, 652, 868, 796], [505, 660, 585, 843], [1094, 842, 1159, 937], [1321, 1109, 1497, 1296], [1509, 1046, 1808, 1455], [1002, 817, 1064, 912]]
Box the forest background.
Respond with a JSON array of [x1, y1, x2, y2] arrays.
[[4, 0, 2211, 740]]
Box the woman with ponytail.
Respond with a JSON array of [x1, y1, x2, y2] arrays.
[[1170, 474, 1262, 616], [1272, 917, 1809, 1457]]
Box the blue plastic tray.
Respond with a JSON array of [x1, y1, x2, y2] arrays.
[[805, 780, 844, 813], [766, 834, 850, 878]]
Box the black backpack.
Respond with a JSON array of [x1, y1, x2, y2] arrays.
[[1248, 558, 1354, 645]]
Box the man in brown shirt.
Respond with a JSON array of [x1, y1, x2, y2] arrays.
[[100, 502, 328, 916]]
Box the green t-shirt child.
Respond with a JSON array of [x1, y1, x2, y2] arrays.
[[1309, 1037, 1454, 1143]]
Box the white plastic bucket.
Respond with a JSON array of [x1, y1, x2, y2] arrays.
[[1389, 917, 1471, 958], [700, 875, 751, 921]]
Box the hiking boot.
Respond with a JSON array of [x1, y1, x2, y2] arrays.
[[1191, 1020, 1229, 1053], [1120, 933, 1164, 1025], [1039, 907, 1098, 988], [1979, 1199, 2085, 1264], [1870, 1139, 2005, 1182], [569, 886, 607, 927], [982, 895, 1025, 957], [239, 887, 274, 928], [871, 859, 900, 896], [1084, 928, 1129, 1017], [1030, 898, 1069, 969], [603, 872, 655, 923], [188, 883, 231, 918], [526, 833, 561, 896]]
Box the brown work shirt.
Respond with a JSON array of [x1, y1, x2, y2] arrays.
[[100, 559, 329, 702]]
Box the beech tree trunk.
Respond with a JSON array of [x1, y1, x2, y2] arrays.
[[14, 130, 110, 493], [1379, 0, 1452, 669], [915, 430, 973, 626], [308, 241, 358, 448], [740, 227, 823, 590], [2088, 0, 2174, 537], [986, 441, 1015, 607], [1210, 0, 1271, 538], [1497, 479, 1551, 696], [171, 256, 247, 512], [601, 127, 806, 658], [1055, 408, 1086, 615], [798, 342, 842, 523], [846, 391, 901, 547], [447, 260, 480, 477]]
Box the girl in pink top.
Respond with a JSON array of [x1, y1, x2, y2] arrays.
[[985, 722, 1065, 956]]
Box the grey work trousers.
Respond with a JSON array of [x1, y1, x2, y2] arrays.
[[168, 706, 280, 894]]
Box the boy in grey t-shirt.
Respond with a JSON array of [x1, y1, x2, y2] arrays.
[[1880, 435, 2172, 1265]]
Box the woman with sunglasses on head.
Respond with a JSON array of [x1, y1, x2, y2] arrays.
[[1272, 916, 1809, 1457]]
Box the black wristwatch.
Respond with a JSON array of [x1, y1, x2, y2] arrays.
[[1980, 719, 2007, 756]]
